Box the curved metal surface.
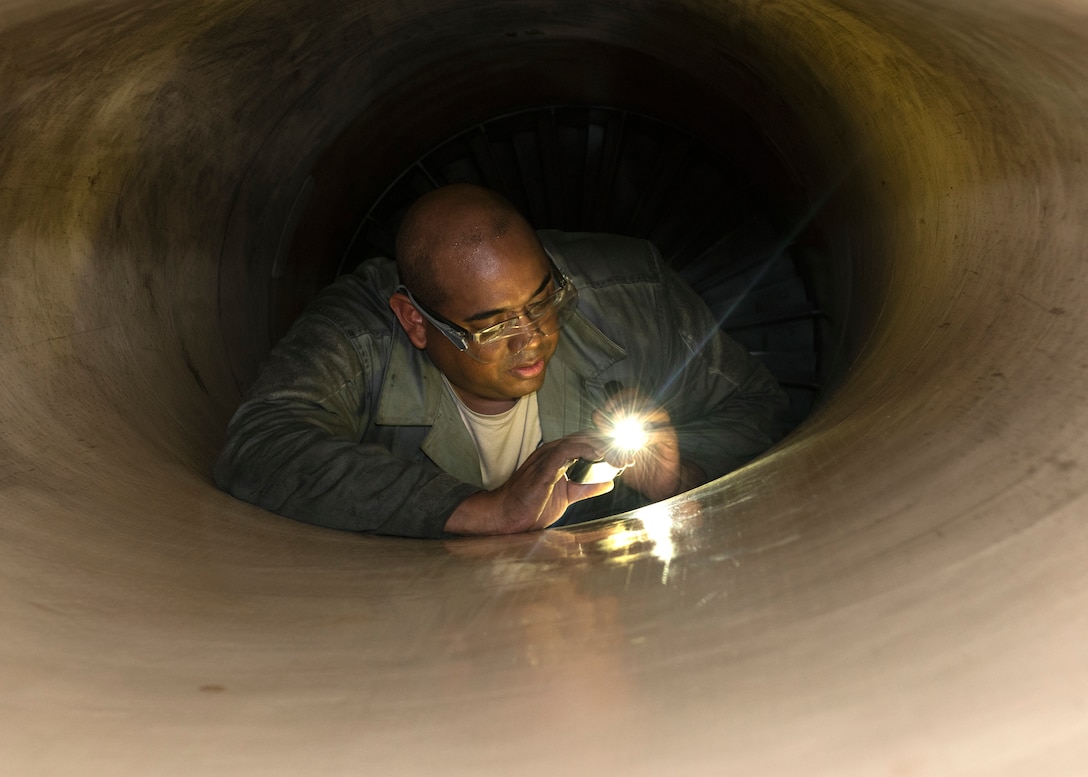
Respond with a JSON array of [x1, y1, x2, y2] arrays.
[[2, 1, 1087, 774]]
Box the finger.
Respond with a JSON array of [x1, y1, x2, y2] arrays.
[[600, 390, 645, 418], [643, 425, 680, 453], [638, 406, 671, 425], [598, 398, 672, 432], [566, 479, 615, 502], [609, 387, 643, 405], [535, 435, 604, 462], [549, 444, 606, 476], [566, 428, 610, 446], [604, 450, 636, 468]]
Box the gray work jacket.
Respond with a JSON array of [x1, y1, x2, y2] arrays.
[[214, 231, 788, 538]]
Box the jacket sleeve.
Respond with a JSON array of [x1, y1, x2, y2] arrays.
[[653, 256, 790, 481], [213, 310, 480, 538]]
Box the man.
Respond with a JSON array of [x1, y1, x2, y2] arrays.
[[215, 184, 787, 537]]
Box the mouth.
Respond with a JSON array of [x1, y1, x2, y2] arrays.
[[509, 358, 545, 379]]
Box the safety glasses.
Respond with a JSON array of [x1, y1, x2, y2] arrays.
[[398, 253, 578, 363]]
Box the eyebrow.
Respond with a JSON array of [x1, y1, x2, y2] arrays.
[[463, 272, 552, 323]]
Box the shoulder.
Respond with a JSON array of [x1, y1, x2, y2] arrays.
[[299, 257, 399, 337], [538, 230, 673, 319], [246, 258, 399, 398], [538, 230, 663, 288], [539, 231, 679, 360]]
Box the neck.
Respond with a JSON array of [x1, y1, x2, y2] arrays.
[[454, 388, 518, 415]]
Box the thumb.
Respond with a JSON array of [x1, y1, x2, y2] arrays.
[[567, 479, 615, 502]]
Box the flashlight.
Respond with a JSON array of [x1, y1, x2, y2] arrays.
[[609, 416, 650, 453], [565, 382, 649, 484], [565, 457, 625, 485]]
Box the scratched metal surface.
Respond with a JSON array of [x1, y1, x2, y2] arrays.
[[1, 0, 1087, 774]]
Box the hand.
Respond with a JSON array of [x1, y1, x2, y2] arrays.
[[444, 431, 618, 535], [593, 388, 705, 502]]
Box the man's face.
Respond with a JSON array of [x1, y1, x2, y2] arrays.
[[423, 229, 560, 414]]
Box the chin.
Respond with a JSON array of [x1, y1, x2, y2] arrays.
[[505, 376, 544, 398], [501, 369, 547, 398]]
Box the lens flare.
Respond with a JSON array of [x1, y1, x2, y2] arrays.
[[610, 416, 649, 453]]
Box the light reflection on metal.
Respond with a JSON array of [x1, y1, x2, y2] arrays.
[[639, 503, 677, 584], [594, 501, 681, 583], [441, 494, 707, 586]]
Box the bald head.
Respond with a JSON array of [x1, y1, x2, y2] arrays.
[[395, 184, 538, 307]]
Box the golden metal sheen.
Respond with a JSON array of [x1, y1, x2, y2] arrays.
[[2, 0, 1087, 774]]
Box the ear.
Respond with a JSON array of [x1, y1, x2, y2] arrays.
[[389, 292, 429, 349]]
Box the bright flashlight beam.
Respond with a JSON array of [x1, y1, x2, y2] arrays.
[[610, 417, 649, 453]]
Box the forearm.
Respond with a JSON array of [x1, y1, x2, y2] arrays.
[[622, 455, 706, 503], [215, 401, 479, 537], [674, 360, 788, 480], [444, 491, 508, 535], [676, 458, 708, 495], [652, 258, 789, 480]]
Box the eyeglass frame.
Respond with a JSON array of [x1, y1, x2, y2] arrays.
[[396, 251, 578, 360]]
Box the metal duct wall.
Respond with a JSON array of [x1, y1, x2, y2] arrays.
[[2, 0, 1086, 774]]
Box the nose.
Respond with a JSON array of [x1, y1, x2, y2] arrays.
[[504, 316, 546, 354]]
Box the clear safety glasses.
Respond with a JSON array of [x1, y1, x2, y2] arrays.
[[398, 254, 579, 363]]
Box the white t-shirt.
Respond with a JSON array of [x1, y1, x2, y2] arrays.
[[444, 377, 542, 490]]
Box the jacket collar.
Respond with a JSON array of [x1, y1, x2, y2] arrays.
[[375, 330, 485, 487], [375, 306, 627, 484], [538, 311, 627, 438]]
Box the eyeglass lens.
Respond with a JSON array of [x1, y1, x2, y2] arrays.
[[470, 288, 576, 362]]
